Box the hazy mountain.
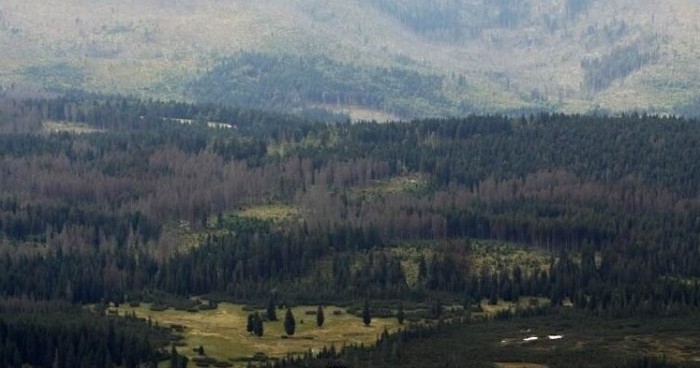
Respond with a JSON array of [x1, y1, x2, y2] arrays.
[[1, 0, 699, 118]]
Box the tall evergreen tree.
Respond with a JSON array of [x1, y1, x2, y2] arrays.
[[266, 298, 278, 322], [246, 314, 255, 335], [253, 312, 264, 337], [363, 299, 371, 326], [169, 346, 179, 368], [284, 308, 296, 336], [316, 305, 325, 328]]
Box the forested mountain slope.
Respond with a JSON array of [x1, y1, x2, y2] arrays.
[[3, 94, 700, 366], [1, 0, 699, 118]]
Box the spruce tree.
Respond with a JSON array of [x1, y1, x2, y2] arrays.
[[316, 305, 325, 328], [362, 299, 371, 326], [266, 298, 277, 321], [169, 346, 179, 368], [253, 312, 264, 337], [284, 308, 296, 336], [246, 314, 255, 334]]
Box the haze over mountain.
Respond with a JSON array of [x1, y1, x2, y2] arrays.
[[1, 0, 699, 119]]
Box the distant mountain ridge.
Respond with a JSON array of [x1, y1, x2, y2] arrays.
[[1, 0, 699, 118]]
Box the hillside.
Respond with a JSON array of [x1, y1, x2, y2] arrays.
[[3, 95, 700, 366], [1, 0, 699, 118]]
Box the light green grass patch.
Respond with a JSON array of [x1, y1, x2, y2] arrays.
[[42, 120, 105, 134], [350, 174, 427, 200], [237, 204, 299, 222], [315, 103, 401, 122], [387, 239, 551, 287], [469, 240, 551, 274], [114, 303, 400, 365]]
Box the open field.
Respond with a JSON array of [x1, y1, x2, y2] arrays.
[[113, 303, 401, 365]]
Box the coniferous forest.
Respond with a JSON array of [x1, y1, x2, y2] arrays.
[[1, 93, 700, 367]]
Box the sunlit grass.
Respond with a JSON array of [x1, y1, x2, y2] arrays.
[[114, 303, 401, 365], [237, 204, 298, 222]]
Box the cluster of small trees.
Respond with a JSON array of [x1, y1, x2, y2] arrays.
[[247, 312, 265, 337], [247, 305, 331, 338]]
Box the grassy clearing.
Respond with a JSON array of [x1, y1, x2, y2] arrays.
[[388, 239, 551, 287], [469, 240, 551, 274], [349, 174, 427, 201], [237, 204, 299, 222], [315, 103, 401, 123], [114, 303, 400, 365], [42, 120, 104, 134]]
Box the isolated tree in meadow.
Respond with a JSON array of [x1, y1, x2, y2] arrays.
[[316, 305, 325, 328], [249, 312, 263, 337], [254, 314, 264, 337], [246, 313, 255, 334], [284, 307, 296, 336], [363, 299, 371, 326]]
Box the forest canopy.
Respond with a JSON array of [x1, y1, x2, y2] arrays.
[[1, 94, 700, 366]]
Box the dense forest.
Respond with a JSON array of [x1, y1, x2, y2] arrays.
[[1, 93, 700, 366], [0, 299, 172, 368]]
